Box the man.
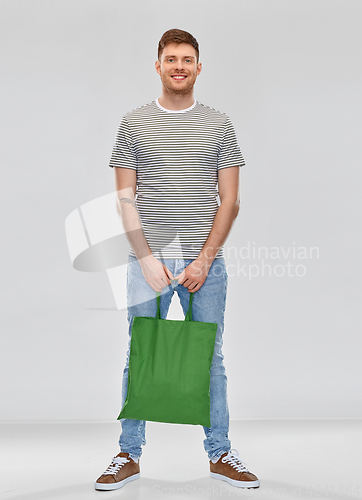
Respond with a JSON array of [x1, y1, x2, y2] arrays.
[[95, 28, 260, 491]]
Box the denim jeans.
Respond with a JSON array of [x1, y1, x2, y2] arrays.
[[119, 254, 232, 462]]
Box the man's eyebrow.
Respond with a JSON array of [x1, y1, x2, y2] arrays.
[[164, 54, 195, 59]]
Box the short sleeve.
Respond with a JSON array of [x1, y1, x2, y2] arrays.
[[217, 117, 246, 170], [109, 116, 137, 170]]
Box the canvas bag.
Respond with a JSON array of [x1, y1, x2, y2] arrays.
[[117, 291, 217, 426]]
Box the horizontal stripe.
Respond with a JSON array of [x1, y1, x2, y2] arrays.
[[109, 99, 246, 259]]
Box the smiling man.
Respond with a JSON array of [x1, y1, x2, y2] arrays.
[[95, 29, 260, 491]]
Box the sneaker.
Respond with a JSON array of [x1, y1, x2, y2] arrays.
[[210, 448, 260, 488], [94, 452, 140, 491]]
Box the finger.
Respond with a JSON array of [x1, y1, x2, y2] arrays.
[[160, 273, 173, 288], [151, 283, 163, 292], [157, 279, 168, 290], [150, 279, 164, 292], [166, 265, 174, 279], [182, 278, 192, 287], [177, 270, 186, 284], [159, 274, 170, 286], [163, 265, 173, 282], [190, 282, 203, 292]]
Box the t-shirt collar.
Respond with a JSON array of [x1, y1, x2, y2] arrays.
[[155, 97, 197, 113]]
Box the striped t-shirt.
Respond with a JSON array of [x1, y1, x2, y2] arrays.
[[109, 98, 246, 259]]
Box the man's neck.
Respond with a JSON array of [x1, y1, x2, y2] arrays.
[[157, 92, 195, 111]]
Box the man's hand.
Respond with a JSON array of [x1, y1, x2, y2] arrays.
[[139, 254, 174, 292], [174, 258, 211, 293]]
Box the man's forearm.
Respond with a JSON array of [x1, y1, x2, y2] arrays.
[[116, 193, 152, 261], [197, 200, 239, 266]]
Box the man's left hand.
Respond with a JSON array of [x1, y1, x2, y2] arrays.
[[174, 258, 211, 293]]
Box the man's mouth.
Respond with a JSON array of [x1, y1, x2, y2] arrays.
[[171, 75, 187, 80]]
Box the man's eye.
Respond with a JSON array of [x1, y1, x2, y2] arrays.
[[166, 58, 192, 63]]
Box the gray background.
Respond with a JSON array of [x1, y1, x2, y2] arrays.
[[1, 0, 361, 421]]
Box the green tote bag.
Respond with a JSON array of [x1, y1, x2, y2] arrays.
[[117, 291, 217, 427]]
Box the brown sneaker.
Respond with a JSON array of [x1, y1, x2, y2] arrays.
[[210, 449, 260, 488], [94, 452, 140, 491]]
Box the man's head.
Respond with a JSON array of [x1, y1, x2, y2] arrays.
[[155, 29, 202, 96]]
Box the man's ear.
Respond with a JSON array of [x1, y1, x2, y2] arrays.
[[197, 62, 202, 76], [155, 60, 161, 75]]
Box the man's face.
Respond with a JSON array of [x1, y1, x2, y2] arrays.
[[155, 42, 202, 95]]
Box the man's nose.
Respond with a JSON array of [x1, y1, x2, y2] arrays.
[[173, 59, 186, 70]]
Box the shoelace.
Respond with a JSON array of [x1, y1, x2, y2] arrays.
[[102, 456, 130, 476], [221, 449, 250, 473]]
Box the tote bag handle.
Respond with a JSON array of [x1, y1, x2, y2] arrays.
[[155, 291, 193, 321]]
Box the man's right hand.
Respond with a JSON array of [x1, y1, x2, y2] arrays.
[[138, 254, 174, 292]]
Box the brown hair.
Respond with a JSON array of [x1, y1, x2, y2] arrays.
[[158, 28, 199, 63]]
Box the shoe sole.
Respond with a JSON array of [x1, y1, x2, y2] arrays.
[[210, 472, 260, 489], [94, 472, 140, 491]]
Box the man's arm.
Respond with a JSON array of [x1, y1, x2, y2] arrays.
[[198, 165, 240, 265], [114, 166, 152, 261], [175, 166, 240, 292], [114, 167, 174, 291]]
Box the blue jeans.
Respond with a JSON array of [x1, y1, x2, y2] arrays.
[[119, 255, 232, 462]]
